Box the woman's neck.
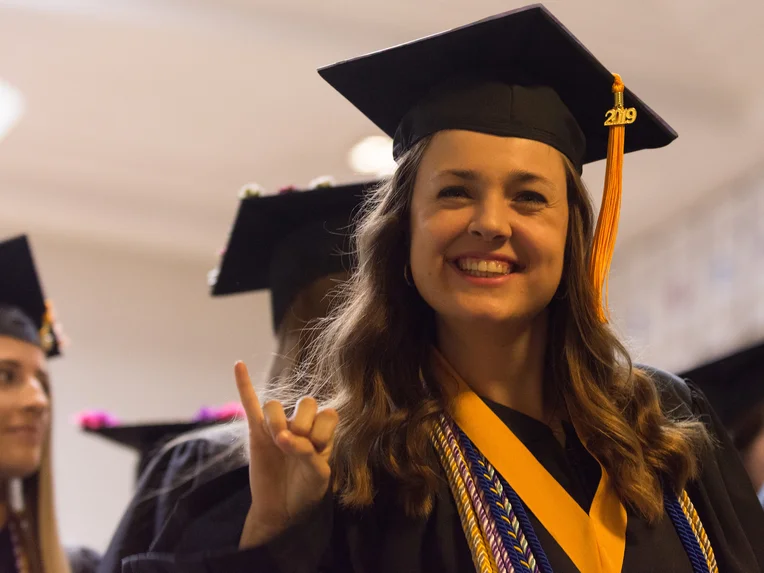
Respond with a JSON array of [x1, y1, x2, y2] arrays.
[[436, 312, 551, 423]]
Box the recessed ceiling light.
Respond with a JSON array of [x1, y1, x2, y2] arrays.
[[0, 78, 25, 143], [348, 135, 397, 176]]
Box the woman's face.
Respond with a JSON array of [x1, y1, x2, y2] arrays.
[[0, 336, 50, 479], [409, 130, 569, 327]]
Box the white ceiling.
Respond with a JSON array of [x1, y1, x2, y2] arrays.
[[1, 0, 762, 265]]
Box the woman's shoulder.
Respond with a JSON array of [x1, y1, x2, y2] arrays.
[[151, 422, 248, 487], [635, 363, 695, 412], [635, 362, 734, 438]]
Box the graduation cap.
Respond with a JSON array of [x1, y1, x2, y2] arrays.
[[210, 181, 377, 331], [680, 341, 764, 432], [0, 235, 60, 357], [85, 422, 214, 481], [319, 4, 677, 321]]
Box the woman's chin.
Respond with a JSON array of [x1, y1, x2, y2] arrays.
[[0, 454, 42, 479], [434, 297, 549, 327], [443, 304, 527, 325], [422, 287, 550, 326]]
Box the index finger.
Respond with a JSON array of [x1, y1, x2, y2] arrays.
[[234, 361, 263, 425]]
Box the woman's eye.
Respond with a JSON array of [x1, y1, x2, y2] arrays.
[[0, 367, 16, 386], [437, 185, 470, 199], [515, 191, 548, 205]]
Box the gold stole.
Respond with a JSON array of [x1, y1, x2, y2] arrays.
[[432, 350, 627, 573]]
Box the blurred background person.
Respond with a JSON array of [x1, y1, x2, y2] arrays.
[[96, 179, 374, 573], [682, 341, 764, 503], [0, 235, 98, 573]]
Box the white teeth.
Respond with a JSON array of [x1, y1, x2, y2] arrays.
[[456, 257, 511, 277]]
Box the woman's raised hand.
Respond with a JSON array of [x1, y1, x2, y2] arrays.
[[234, 361, 338, 548]]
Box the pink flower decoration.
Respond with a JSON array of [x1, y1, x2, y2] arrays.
[[193, 402, 245, 422], [277, 185, 297, 194], [215, 402, 246, 420], [75, 410, 120, 429]]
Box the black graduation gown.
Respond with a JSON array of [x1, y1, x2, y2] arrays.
[[0, 527, 18, 572], [121, 370, 764, 573], [97, 425, 245, 573]]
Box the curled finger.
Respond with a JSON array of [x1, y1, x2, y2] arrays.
[[289, 396, 318, 438], [309, 408, 339, 453], [262, 400, 288, 443]]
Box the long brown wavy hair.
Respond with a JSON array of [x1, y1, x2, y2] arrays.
[[269, 136, 712, 522]]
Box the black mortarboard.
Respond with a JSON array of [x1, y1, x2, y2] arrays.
[[681, 341, 764, 429], [210, 181, 377, 331], [319, 4, 678, 323], [85, 422, 213, 480], [319, 3, 676, 172], [0, 235, 60, 357]]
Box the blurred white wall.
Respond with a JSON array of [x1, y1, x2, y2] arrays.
[[609, 163, 764, 373], [33, 234, 275, 550]]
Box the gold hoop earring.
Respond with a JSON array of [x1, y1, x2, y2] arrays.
[[403, 264, 413, 287]]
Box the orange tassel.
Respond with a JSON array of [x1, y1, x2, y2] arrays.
[[589, 74, 635, 323]]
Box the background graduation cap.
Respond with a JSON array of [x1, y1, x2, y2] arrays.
[[210, 181, 377, 331], [0, 234, 61, 357], [680, 341, 764, 433], [84, 421, 217, 481]]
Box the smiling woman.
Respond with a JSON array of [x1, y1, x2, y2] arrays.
[[0, 235, 96, 573], [122, 5, 764, 573]]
